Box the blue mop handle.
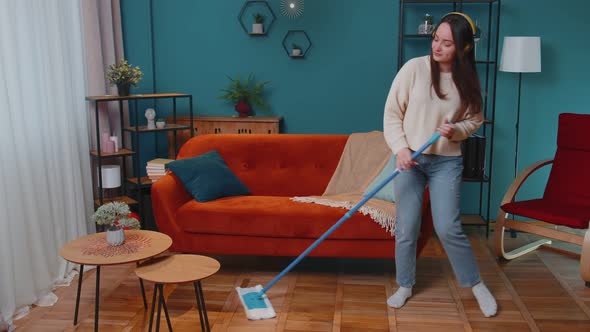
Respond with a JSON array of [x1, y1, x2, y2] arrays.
[[258, 131, 442, 296]]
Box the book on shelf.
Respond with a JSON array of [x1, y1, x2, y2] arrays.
[[146, 159, 173, 171], [146, 158, 174, 183], [146, 169, 167, 175], [147, 158, 174, 168]]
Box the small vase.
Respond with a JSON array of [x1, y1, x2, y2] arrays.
[[235, 99, 251, 117], [106, 226, 125, 246], [117, 83, 131, 96], [418, 22, 434, 35]]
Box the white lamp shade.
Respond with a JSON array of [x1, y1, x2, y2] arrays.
[[499, 36, 541, 73], [99, 165, 121, 189]]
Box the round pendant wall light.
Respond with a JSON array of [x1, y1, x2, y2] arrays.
[[280, 0, 304, 19]]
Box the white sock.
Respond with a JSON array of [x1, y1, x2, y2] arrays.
[[387, 286, 412, 308], [472, 282, 497, 317]]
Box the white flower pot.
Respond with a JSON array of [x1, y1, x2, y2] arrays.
[[106, 227, 125, 246], [156, 121, 166, 129], [252, 23, 264, 34], [292, 48, 302, 56]]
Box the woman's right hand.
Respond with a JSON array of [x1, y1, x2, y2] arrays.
[[396, 148, 417, 171]]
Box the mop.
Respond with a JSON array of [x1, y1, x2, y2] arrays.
[[236, 131, 443, 320]]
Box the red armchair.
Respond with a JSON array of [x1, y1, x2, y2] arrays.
[[494, 113, 590, 286]]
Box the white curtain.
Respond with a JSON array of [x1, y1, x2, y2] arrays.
[[0, 0, 93, 327]]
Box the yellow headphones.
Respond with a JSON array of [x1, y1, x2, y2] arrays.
[[433, 12, 476, 52]]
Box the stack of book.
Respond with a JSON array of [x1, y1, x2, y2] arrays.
[[146, 158, 174, 182]]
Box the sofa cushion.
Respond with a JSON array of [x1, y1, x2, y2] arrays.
[[167, 150, 251, 202], [175, 196, 393, 240], [363, 155, 396, 202]]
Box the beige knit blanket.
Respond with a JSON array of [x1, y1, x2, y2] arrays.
[[291, 131, 397, 236]]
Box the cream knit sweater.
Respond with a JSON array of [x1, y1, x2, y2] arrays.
[[383, 56, 484, 156]]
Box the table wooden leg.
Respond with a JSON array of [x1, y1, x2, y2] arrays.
[[156, 284, 163, 332], [196, 281, 210, 331], [73, 264, 84, 325], [148, 283, 158, 332], [159, 285, 173, 331], [137, 262, 148, 309], [193, 282, 209, 332], [94, 266, 100, 332]]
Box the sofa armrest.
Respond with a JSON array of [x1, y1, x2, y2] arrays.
[[151, 173, 192, 242]]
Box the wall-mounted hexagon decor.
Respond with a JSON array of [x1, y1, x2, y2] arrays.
[[282, 30, 312, 58], [238, 0, 276, 36]]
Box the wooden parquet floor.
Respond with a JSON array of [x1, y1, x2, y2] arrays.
[[13, 228, 590, 331]]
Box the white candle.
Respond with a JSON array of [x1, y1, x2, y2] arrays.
[[109, 136, 119, 152]]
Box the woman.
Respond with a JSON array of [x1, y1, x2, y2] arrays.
[[383, 13, 497, 317]]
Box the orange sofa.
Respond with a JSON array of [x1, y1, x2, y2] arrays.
[[152, 134, 434, 258]]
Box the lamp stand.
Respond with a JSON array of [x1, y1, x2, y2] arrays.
[[514, 72, 522, 178], [510, 72, 523, 239]]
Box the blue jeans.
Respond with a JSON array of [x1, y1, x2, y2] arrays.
[[393, 153, 481, 288]]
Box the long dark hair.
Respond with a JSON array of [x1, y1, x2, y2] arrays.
[[430, 14, 482, 119]]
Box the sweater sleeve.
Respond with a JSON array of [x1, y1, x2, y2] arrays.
[[450, 108, 484, 141], [383, 60, 415, 155]]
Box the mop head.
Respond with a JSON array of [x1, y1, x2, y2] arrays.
[[235, 284, 276, 320]]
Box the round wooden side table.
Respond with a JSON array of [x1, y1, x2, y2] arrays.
[[59, 230, 172, 332], [135, 254, 221, 332]]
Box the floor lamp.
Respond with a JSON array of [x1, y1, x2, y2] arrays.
[[499, 36, 542, 177]]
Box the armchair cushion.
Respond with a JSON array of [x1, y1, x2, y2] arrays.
[[167, 150, 251, 202], [502, 198, 590, 229], [544, 113, 590, 207]]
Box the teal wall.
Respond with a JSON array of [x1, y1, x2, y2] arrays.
[[120, 0, 590, 218]]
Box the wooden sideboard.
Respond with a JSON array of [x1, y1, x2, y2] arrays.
[[167, 115, 282, 157]]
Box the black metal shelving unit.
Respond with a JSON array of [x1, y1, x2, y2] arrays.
[[86, 93, 194, 229], [397, 0, 501, 235]]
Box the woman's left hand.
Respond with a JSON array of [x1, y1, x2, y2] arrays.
[[437, 120, 456, 139]]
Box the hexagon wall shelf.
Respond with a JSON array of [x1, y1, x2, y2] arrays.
[[238, 0, 276, 36], [282, 30, 312, 58]]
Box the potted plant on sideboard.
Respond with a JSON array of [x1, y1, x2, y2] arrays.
[[218, 73, 270, 117]]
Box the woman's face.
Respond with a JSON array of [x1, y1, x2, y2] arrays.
[[432, 22, 456, 65]]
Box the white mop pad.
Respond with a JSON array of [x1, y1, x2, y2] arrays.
[[235, 284, 276, 320]]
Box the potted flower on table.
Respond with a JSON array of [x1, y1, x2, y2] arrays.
[[106, 59, 143, 96], [92, 201, 141, 246]]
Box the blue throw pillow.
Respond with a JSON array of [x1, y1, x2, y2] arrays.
[[167, 150, 251, 202], [363, 156, 396, 202]]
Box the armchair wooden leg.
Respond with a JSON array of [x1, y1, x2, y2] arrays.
[[581, 227, 590, 286], [494, 209, 552, 260]]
